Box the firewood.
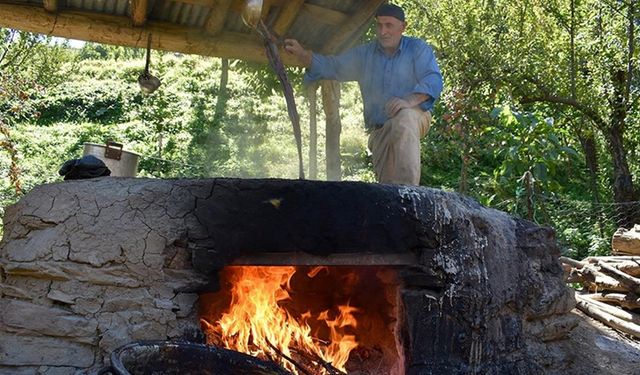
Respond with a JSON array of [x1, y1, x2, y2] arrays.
[[585, 293, 640, 310], [568, 265, 629, 293], [559, 256, 586, 269], [584, 258, 640, 277], [594, 261, 640, 294], [576, 298, 640, 339], [576, 294, 640, 324], [612, 226, 640, 256], [584, 255, 640, 262], [265, 338, 314, 375]]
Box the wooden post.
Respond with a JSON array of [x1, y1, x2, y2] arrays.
[[307, 82, 319, 180], [321, 80, 341, 181]]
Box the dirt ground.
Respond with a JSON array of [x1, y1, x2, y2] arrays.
[[538, 309, 640, 375]]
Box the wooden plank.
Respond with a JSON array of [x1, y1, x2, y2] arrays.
[[300, 3, 347, 26], [43, 0, 57, 13], [204, 0, 232, 35], [0, 3, 302, 66], [130, 0, 148, 27], [322, 0, 386, 54], [272, 0, 304, 37]]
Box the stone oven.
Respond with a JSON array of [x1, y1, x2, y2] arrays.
[[0, 178, 576, 374]]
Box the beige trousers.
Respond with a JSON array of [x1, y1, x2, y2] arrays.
[[368, 108, 432, 185]]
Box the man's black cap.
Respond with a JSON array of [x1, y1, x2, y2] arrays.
[[375, 4, 405, 22]]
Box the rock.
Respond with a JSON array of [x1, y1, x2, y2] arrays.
[[1, 299, 97, 340], [0, 333, 93, 367]]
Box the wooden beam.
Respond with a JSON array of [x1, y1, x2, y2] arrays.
[[300, 4, 348, 26], [43, 0, 57, 13], [228, 0, 284, 13], [0, 3, 302, 66], [130, 0, 148, 27], [272, 0, 304, 37], [204, 0, 232, 35], [322, 0, 386, 54], [172, 0, 215, 6]]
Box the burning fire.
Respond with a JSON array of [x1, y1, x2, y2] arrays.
[[201, 266, 360, 374]]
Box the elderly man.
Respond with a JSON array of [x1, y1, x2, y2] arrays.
[[284, 3, 443, 185]]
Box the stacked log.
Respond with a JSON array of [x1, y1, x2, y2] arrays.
[[560, 254, 640, 339], [612, 225, 640, 256]]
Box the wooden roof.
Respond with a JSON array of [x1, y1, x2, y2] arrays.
[[0, 0, 387, 66]]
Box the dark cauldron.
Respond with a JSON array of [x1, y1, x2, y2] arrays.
[[98, 341, 292, 375]]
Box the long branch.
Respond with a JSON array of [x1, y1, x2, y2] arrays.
[[520, 93, 607, 129]]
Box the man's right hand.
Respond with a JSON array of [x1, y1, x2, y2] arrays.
[[284, 39, 313, 67]]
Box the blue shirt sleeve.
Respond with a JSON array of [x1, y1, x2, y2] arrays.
[[304, 46, 365, 84], [412, 42, 443, 108]]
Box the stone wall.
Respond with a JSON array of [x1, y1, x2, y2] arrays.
[[0, 178, 577, 374]]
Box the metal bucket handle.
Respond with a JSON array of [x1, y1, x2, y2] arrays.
[[104, 141, 123, 161]]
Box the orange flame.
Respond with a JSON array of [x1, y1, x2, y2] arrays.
[[201, 266, 360, 374]]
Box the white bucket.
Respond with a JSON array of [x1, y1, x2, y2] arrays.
[[83, 141, 140, 177]]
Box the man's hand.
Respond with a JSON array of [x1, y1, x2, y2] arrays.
[[385, 97, 412, 117], [284, 39, 312, 67], [385, 93, 429, 117]]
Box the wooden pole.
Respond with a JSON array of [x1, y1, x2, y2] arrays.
[[321, 80, 342, 181], [576, 296, 640, 338], [307, 82, 319, 180]]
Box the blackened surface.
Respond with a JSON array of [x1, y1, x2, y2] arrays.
[[192, 179, 433, 269], [187, 178, 574, 374]]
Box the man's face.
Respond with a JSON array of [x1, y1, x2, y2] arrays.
[[376, 16, 406, 52]]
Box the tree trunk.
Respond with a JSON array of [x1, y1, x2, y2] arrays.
[[213, 58, 229, 127], [578, 133, 605, 234], [607, 69, 638, 227]]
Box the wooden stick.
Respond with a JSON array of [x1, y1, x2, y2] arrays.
[[595, 261, 640, 294], [307, 350, 347, 375], [576, 298, 640, 339], [577, 294, 640, 324], [585, 255, 640, 262], [559, 256, 586, 269], [586, 293, 640, 310], [569, 265, 629, 293], [265, 339, 314, 375], [584, 258, 640, 277]]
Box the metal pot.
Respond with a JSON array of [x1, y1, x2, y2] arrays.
[[83, 141, 140, 177]]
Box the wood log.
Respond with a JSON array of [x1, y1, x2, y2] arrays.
[[585, 255, 640, 262], [586, 293, 640, 311], [576, 294, 640, 324], [321, 80, 342, 181], [0, 3, 301, 66], [576, 298, 640, 339], [585, 256, 640, 277], [559, 256, 586, 269], [595, 261, 640, 294], [307, 82, 319, 180], [612, 225, 640, 255], [568, 265, 629, 293]]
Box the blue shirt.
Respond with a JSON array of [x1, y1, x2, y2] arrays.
[[304, 36, 443, 129]]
